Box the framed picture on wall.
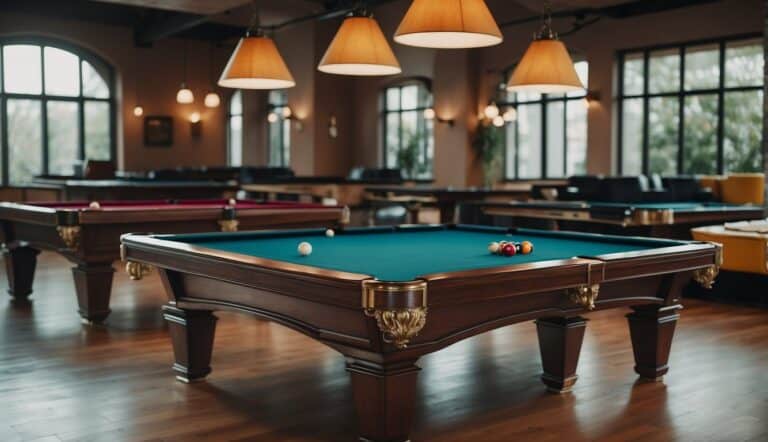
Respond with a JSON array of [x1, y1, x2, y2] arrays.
[[144, 116, 173, 147]]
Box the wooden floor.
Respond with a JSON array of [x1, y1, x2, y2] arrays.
[[1, 252, 767, 442]]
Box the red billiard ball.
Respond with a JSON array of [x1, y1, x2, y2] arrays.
[[502, 243, 516, 256]]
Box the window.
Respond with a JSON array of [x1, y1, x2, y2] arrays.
[[618, 36, 764, 175], [267, 90, 290, 167], [381, 79, 434, 179], [0, 38, 114, 184], [502, 61, 589, 179], [227, 90, 243, 166]]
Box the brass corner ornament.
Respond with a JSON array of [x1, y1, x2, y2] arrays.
[[694, 242, 723, 289], [364, 307, 427, 349], [218, 219, 239, 232], [125, 261, 152, 281], [362, 280, 428, 349], [568, 284, 600, 310], [57, 225, 81, 250]]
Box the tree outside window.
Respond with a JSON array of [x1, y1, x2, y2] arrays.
[[618, 36, 763, 175], [0, 38, 114, 185], [380, 79, 434, 179]]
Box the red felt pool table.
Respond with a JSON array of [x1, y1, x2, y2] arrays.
[[0, 199, 347, 323]]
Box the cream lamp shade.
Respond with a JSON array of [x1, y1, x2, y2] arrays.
[[318, 15, 401, 76], [507, 39, 583, 93], [219, 35, 296, 90], [394, 0, 502, 49]]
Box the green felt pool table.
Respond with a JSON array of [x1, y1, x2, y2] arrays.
[[479, 200, 766, 238], [121, 225, 720, 442]]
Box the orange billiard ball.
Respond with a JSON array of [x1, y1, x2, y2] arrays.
[[520, 241, 533, 254]]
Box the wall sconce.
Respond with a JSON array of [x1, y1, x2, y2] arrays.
[[133, 105, 144, 117], [584, 90, 601, 109], [328, 115, 338, 139], [423, 108, 454, 127], [267, 106, 303, 131], [189, 111, 202, 137]]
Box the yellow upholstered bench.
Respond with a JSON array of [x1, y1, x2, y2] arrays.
[[720, 173, 765, 205], [692, 220, 768, 275]]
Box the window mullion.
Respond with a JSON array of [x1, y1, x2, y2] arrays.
[[641, 50, 650, 174], [677, 46, 685, 175], [716, 41, 726, 174], [541, 99, 547, 179], [78, 57, 85, 162], [40, 46, 49, 175]]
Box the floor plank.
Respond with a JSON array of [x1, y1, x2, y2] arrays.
[[1, 252, 766, 441]]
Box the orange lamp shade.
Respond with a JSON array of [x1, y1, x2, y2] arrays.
[[507, 39, 584, 94], [394, 0, 502, 49], [218, 35, 296, 90], [318, 16, 402, 76]]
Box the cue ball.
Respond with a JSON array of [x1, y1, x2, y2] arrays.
[[89, 201, 101, 209], [488, 242, 500, 254], [325, 229, 335, 238], [298, 242, 313, 256]]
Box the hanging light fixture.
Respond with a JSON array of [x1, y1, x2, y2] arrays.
[[507, 2, 584, 94], [318, 10, 401, 76], [219, 4, 295, 89], [176, 40, 194, 104], [204, 43, 221, 108], [394, 0, 502, 49], [133, 49, 144, 117]]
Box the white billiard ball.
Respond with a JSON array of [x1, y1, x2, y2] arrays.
[[89, 201, 101, 209], [325, 229, 335, 238], [488, 242, 500, 254], [298, 242, 313, 256]]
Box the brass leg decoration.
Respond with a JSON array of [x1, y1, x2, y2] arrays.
[[364, 307, 427, 349], [125, 261, 152, 281], [57, 226, 81, 250], [218, 219, 239, 232], [362, 279, 428, 349], [694, 242, 723, 289], [568, 284, 600, 310]]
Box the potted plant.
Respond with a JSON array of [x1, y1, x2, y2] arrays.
[[398, 128, 423, 180]]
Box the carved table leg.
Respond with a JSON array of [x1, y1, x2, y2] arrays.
[[4, 246, 40, 302], [72, 262, 115, 324], [162, 304, 217, 383], [536, 316, 587, 393], [627, 305, 681, 381], [347, 359, 420, 442]]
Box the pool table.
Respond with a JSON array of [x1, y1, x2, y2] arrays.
[[30, 177, 239, 201], [120, 225, 720, 442], [365, 185, 532, 223], [0, 199, 347, 323], [480, 200, 766, 239]]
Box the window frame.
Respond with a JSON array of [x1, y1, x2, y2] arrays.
[[380, 76, 434, 179], [226, 89, 243, 166], [0, 36, 116, 185], [616, 33, 763, 175], [498, 60, 588, 180], [267, 90, 290, 167]]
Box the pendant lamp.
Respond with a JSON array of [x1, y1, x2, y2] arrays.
[[318, 11, 401, 76], [394, 0, 502, 49], [507, 6, 583, 94]]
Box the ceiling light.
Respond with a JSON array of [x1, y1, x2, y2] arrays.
[[133, 105, 144, 117], [204, 92, 221, 108], [318, 11, 401, 76], [507, 3, 584, 94], [189, 111, 201, 123], [219, 33, 296, 89], [395, 0, 502, 49], [267, 112, 279, 123], [502, 108, 517, 122], [423, 108, 436, 120], [484, 103, 500, 119], [176, 84, 194, 104], [492, 115, 505, 127]]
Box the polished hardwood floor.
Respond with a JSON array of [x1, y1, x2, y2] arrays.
[[1, 252, 767, 441]]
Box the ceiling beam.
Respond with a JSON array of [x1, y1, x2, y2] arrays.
[[134, 11, 211, 47]]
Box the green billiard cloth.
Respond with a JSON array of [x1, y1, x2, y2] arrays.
[[165, 226, 684, 282]]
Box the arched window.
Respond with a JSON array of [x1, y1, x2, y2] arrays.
[[0, 37, 115, 184], [267, 91, 290, 167], [380, 79, 434, 179], [502, 60, 588, 179], [227, 90, 243, 166]]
